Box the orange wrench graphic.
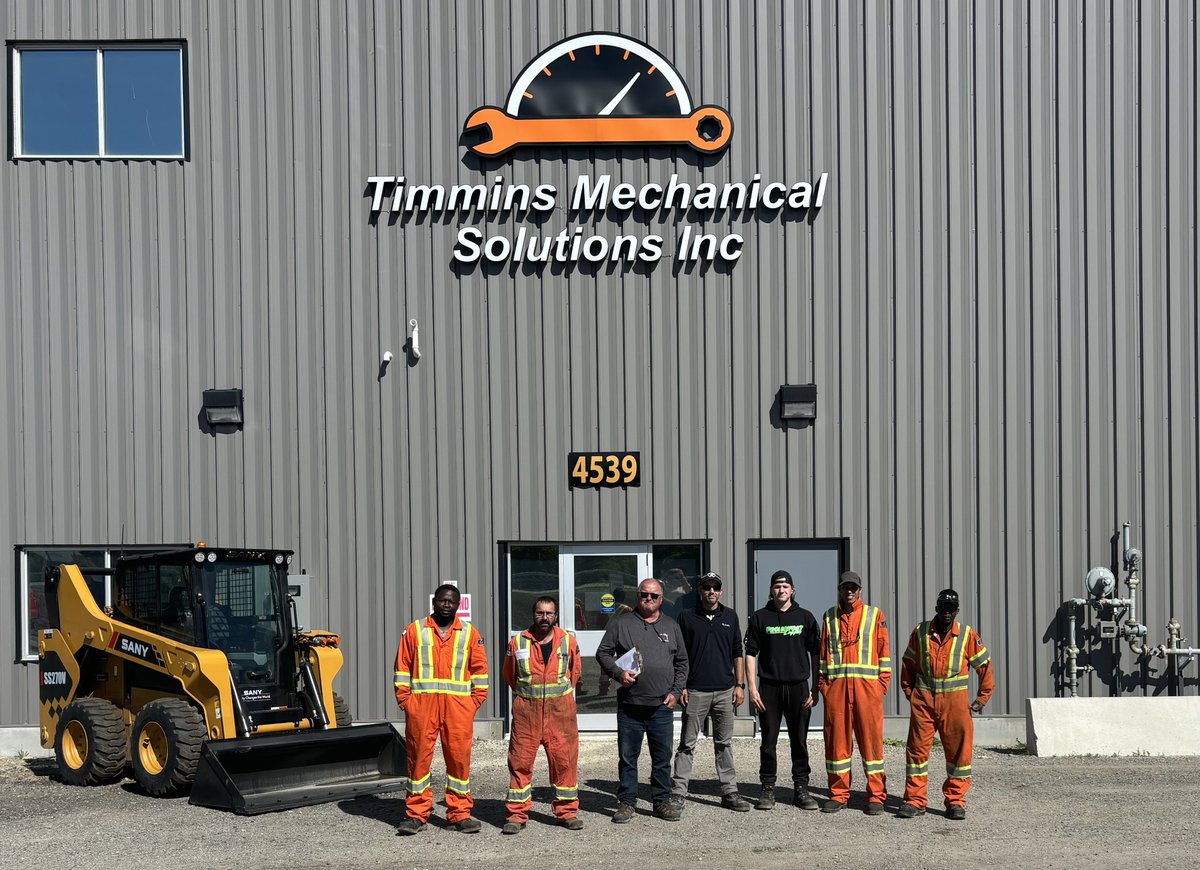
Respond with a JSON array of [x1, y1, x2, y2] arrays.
[[463, 106, 733, 157]]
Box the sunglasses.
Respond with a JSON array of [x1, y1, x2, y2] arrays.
[[638, 592, 662, 600]]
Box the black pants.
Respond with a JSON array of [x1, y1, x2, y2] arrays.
[[757, 679, 813, 786]]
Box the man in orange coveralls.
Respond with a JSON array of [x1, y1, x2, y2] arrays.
[[394, 584, 489, 835], [897, 588, 994, 821], [818, 570, 891, 815], [501, 596, 584, 834]]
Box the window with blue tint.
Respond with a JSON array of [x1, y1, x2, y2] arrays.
[[103, 49, 184, 156], [18, 49, 99, 156], [14, 43, 185, 159]]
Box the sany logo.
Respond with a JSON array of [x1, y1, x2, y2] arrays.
[[42, 671, 68, 687], [115, 635, 151, 659]]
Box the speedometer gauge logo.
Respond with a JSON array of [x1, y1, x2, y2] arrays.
[[463, 32, 733, 157]]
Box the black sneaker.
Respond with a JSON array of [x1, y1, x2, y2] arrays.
[[721, 793, 752, 812], [653, 800, 682, 821], [793, 787, 819, 811], [612, 803, 636, 824], [946, 805, 967, 821], [896, 803, 925, 819], [396, 818, 426, 836], [754, 785, 775, 811], [820, 799, 845, 813]]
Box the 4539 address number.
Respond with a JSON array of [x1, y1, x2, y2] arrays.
[[568, 452, 640, 488]]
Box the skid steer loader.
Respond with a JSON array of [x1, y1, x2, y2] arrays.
[[37, 546, 406, 813]]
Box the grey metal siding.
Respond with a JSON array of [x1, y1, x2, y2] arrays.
[[2, 0, 1199, 724]]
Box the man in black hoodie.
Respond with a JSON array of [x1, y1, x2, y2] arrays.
[[745, 570, 821, 811]]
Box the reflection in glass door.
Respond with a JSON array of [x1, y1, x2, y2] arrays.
[[561, 546, 651, 730]]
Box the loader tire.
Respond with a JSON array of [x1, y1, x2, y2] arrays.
[[129, 698, 206, 796], [55, 697, 128, 786], [332, 692, 353, 728]]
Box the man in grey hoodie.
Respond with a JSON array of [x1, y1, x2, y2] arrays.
[[596, 577, 689, 824]]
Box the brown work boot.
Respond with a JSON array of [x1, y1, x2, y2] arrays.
[[896, 802, 925, 819], [865, 801, 885, 816], [451, 817, 482, 833], [946, 804, 967, 821], [395, 818, 426, 835], [558, 817, 584, 830], [820, 799, 845, 813], [653, 800, 681, 821], [611, 803, 635, 824], [501, 821, 525, 834]]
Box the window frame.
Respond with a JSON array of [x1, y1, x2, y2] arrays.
[[10, 40, 188, 160], [15, 543, 193, 662]]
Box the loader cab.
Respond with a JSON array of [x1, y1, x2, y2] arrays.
[[114, 548, 299, 719]]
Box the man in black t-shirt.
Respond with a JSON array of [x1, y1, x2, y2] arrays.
[[669, 572, 752, 813], [745, 570, 821, 811]]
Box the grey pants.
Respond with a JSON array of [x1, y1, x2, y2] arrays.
[[671, 689, 738, 797]]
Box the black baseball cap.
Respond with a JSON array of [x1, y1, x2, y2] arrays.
[[698, 572, 722, 589], [769, 570, 793, 587], [936, 589, 960, 611]]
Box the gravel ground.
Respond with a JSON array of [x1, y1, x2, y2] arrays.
[[3, 736, 1199, 870]]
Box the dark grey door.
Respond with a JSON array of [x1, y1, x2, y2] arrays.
[[749, 539, 848, 731]]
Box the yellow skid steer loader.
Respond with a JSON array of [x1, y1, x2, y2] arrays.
[[38, 546, 406, 813]]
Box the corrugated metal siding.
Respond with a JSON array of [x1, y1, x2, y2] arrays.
[[2, 0, 1199, 724]]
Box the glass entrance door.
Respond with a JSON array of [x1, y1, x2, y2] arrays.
[[561, 545, 651, 730]]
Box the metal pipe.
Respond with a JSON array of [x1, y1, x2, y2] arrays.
[[1122, 521, 1131, 565], [1065, 599, 1087, 697]]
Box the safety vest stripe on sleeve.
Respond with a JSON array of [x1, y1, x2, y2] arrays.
[[471, 674, 489, 689], [553, 784, 578, 800], [394, 670, 410, 687], [968, 646, 990, 667], [446, 774, 471, 795], [946, 763, 972, 778], [407, 772, 431, 794]]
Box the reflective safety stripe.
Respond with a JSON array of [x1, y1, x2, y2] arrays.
[[915, 622, 972, 693], [826, 757, 853, 774], [511, 632, 575, 699], [968, 647, 990, 668], [553, 784, 578, 800], [862, 759, 885, 774], [410, 620, 483, 695], [946, 763, 972, 778], [446, 774, 470, 795], [407, 772, 431, 794], [906, 761, 929, 777], [824, 606, 884, 679], [506, 784, 532, 803], [394, 670, 410, 687]]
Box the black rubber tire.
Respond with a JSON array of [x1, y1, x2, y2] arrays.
[[128, 698, 206, 796], [332, 692, 353, 728], [55, 697, 128, 786]]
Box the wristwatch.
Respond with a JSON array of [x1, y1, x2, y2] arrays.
[[736, 683, 746, 689]]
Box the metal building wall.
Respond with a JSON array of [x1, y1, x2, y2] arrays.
[[2, 1, 1197, 725]]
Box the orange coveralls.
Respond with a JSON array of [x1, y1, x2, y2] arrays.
[[900, 620, 994, 809], [818, 600, 891, 804], [502, 626, 582, 823], [394, 616, 489, 823]]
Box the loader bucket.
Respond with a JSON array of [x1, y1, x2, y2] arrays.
[[189, 723, 407, 814]]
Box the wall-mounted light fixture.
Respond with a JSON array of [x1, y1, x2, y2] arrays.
[[778, 383, 817, 423], [202, 388, 244, 428]]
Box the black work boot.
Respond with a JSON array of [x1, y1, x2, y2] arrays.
[[754, 784, 775, 811], [793, 785, 819, 810]]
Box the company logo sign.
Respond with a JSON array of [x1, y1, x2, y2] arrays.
[[463, 33, 732, 157]]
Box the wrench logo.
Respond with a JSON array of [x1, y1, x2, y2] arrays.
[[463, 32, 733, 158]]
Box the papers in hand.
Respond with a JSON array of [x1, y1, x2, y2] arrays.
[[615, 647, 642, 677]]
